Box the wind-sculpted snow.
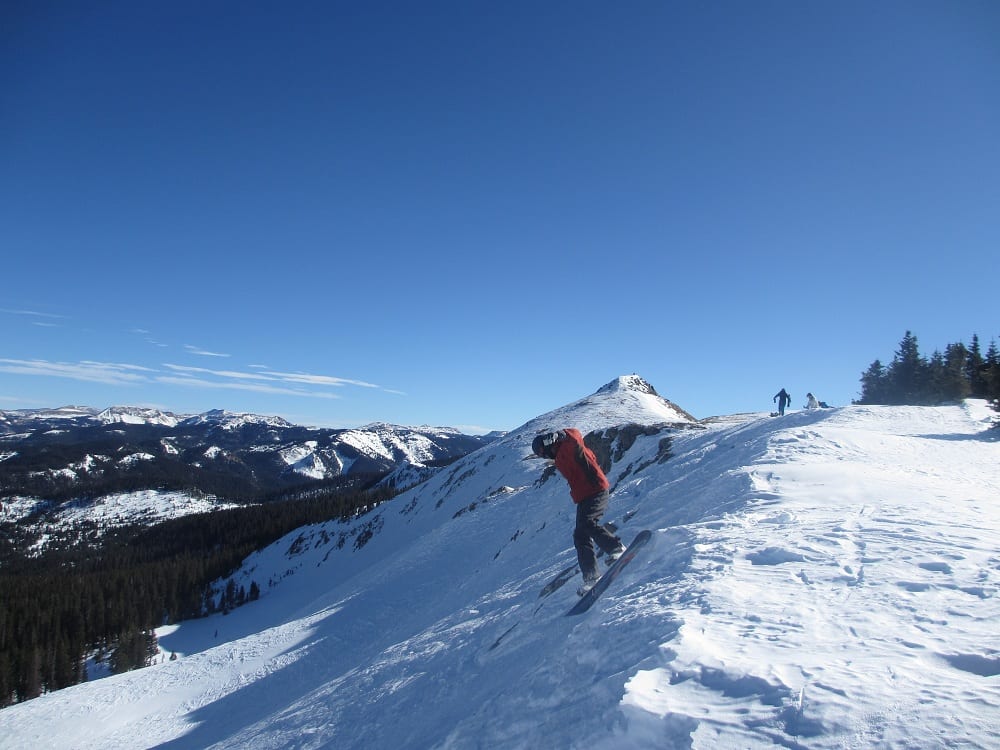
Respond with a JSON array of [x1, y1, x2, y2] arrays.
[[1, 379, 998, 749]]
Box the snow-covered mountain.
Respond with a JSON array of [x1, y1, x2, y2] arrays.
[[1, 376, 998, 749], [96, 406, 181, 427], [0, 405, 99, 423], [178, 408, 294, 431], [0, 406, 495, 522]]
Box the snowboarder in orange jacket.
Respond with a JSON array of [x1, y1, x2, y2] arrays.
[[533, 428, 625, 595]]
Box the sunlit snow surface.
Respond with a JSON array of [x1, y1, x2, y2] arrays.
[[1, 388, 997, 749], [1, 490, 238, 533]]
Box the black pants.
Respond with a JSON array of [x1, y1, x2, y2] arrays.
[[573, 490, 621, 582]]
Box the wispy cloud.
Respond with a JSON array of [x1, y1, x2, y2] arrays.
[[164, 364, 277, 382], [1, 309, 64, 328], [157, 375, 341, 399], [184, 345, 230, 358], [128, 328, 168, 348], [260, 371, 381, 389], [163, 364, 384, 391], [0, 309, 66, 319], [0, 357, 394, 402], [0, 359, 154, 386]]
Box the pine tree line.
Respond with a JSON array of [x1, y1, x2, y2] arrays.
[[857, 331, 1000, 408], [0, 483, 396, 707]]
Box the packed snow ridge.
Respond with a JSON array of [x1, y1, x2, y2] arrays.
[[1, 375, 998, 750]]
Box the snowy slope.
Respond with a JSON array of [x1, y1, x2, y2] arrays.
[[0, 491, 241, 531], [1, 377, 998, 749]]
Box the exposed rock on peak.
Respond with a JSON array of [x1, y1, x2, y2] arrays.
[[597, 374, 659, 396]]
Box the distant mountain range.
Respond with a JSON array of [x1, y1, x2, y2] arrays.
[[0, 405, 499, 507]]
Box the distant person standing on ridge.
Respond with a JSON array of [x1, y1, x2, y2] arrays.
[[773, 388, 791, 416], [532, 429, 626, 596]]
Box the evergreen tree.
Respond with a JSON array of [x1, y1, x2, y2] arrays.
[[938, 343, 971, 402], [984, 340, 1000, 402], [25, 648, 42, 700], [888, 331, 927, 404], [926, 351, 947, 402], [965, 334, 986, 397], [109, 629, 158, 674], [857, 359, 888, 404], [0, 651, 11, 706]]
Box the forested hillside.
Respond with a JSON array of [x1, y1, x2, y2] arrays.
[[0, 481, 397, 706]]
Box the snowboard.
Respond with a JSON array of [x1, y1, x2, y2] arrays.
[[538, 509, 638, 600], [565, 529, 652, 616]]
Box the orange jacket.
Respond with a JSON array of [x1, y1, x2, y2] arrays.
[[553, 428, 610, 503]]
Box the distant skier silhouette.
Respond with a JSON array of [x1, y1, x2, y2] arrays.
[[773, 388, 791, 416]]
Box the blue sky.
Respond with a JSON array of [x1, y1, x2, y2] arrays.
[[3, 1, 998, 432]]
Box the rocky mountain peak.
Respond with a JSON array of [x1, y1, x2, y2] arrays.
[[597, 375, 659, 396]]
